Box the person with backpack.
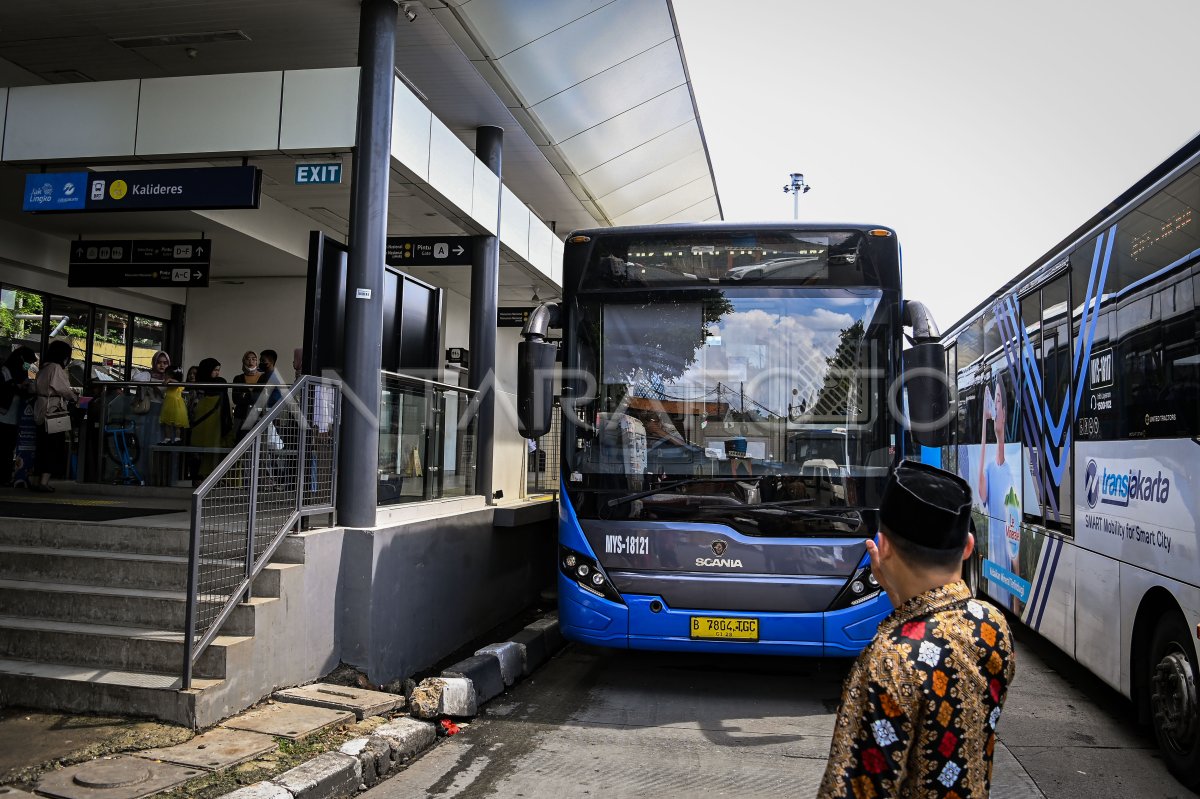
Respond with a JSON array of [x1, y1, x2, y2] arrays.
[[0, 345, 37, 486]]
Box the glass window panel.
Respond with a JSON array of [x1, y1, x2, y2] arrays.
[[91, 309, 130, 382], [132, 316, 167, 378], [47, 297, 91, 387], [1112, 166, 1200, 293], [1161, 275, 1198, 437], [0, 286, 45, 356]]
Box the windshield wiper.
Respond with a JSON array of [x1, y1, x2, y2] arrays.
[[605, 476, 763, 509], [695, 502, 864, 524]]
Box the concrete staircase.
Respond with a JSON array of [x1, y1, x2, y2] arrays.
[[0, 517, 312, 728]]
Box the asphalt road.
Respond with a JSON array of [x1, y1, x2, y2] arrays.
[[365, 626, 1195, 798]]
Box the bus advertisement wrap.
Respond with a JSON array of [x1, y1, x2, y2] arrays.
[[1076, 439, 1198, 582], [957, 441, 1047, 615]]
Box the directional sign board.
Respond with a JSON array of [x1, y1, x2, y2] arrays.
[[24, 166, 260, 213], [67, 239, 211, 288], [497, 307, 534, 327], [385, 236, 474, 266]]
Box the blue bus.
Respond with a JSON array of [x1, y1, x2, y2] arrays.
[[518, 222, 948, 656]]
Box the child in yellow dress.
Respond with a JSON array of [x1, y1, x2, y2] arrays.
[[159, 368, 190, 443]]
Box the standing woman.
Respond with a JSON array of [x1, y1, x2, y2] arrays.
[[32, 340, 79, 492], [133, 350, 171, 480], [190, 358, 232, 484], [0, 345, 37, 486], [231, 350, 262, 439]]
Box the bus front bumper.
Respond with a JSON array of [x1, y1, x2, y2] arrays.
[[558, 573, 893, 657]]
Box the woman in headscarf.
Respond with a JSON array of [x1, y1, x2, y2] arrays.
[[31, 340, 79, 492], [189, 358, 232, 483], [132, 349, 171, 479], [0, 345, 37, 486], [231, 350, 262, 440]]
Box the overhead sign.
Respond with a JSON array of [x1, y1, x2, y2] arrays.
[[498, 307, 534, 327], [385, 236, 475, 266], [67, 239, 211, 288], [24, 166, 261, 213], [23, 172, 89, 212], [295, 162, 343, 185]]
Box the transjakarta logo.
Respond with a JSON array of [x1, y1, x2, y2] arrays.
[[1086, 458, 1171, 508]]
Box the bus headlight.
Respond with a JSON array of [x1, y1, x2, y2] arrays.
[[559, 545, 624, 604], [828, 563, 884, 611]]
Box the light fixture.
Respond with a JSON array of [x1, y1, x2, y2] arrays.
[[401, 2, 418, 22]]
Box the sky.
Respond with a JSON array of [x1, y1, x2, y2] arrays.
[[672, 0, 1200, 329]]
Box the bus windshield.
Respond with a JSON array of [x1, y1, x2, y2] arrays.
[[570, 288, 894, 523]]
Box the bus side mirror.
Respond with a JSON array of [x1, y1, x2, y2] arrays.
[[903, 342, 950, 448], [518, 340, 556, 438]]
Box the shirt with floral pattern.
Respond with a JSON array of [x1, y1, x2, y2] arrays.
[[818, 580, 1016, 799]]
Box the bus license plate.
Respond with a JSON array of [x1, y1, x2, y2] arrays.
[[690, 616, 758, 641]]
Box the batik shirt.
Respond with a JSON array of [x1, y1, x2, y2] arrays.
[[818, 580, 1015, 799]]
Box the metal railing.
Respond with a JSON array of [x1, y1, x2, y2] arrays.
[[378, 371, 477, 505], [181, 376, 341, 689], [82, 380, 244, 487]]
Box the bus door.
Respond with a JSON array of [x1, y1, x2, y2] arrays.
[[1020, 270, 1074, 531]]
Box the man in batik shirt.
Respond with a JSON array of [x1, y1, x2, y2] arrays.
[[819, 460, 1016, 799]]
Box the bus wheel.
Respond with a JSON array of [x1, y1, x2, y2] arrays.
[[1149, 613, 1200, 788]]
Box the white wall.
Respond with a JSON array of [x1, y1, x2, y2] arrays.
[[0, 220, 180, 319], [182, 278, 307, 381]]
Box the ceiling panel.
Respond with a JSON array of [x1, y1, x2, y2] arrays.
[[579, 122, 703, 197], [556, 84, 695, 173], [493, 0, 673, 105], [449, 0, 608, 59], [595, 149, 710, 219], [529, 39, 684, 143], [613, 175, 713, 226]]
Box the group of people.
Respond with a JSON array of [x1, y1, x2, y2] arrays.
[[0, 340, 81, 492], [0, 343, 297, 492], [133, 348, 290, 485]]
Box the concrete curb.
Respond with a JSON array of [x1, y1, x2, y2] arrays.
[[216, 614, 563, 798]]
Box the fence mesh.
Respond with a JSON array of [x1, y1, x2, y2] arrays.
[[527, 399, 560, 496], [188, 378, 340, 664]]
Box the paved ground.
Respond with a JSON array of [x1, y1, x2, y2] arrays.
[[363, 625, 1195, 798]]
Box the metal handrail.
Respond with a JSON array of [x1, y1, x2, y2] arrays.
[[379, 370, 479, 395], [181, 375, 341, 689]]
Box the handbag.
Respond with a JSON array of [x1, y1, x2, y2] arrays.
[[266, 422, 284, 451], [45, 411, 72, 435], [131, 391, 152, 414]]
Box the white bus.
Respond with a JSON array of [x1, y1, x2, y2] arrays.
[[938, 132, 1200, 788]]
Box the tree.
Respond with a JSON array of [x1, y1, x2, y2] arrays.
[[600, 291, 733, 386], [810, 320, 866, 421]]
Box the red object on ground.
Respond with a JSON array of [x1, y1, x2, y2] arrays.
[[440, 719, 460, 735]]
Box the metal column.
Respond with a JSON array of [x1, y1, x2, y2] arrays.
[[338, 0, 397, 528], [470, 126, 503, 501]]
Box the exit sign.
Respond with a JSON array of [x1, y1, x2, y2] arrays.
[[295, 163, 343, 185]]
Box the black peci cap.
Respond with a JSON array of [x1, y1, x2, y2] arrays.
[[879, 460, 973, 550]]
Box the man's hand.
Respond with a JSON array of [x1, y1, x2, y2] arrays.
[[864, 536, 894, 598]]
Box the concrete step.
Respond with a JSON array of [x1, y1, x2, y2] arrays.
[[0, 615, 247, 678], [0, 657, 221, 727], [0, 579, 266, 635], [0, 519, 191, 556], [0, 546, 294, 594]]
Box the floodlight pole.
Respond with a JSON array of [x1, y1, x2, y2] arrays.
[[782, 172, 810, 220]]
